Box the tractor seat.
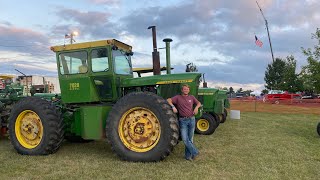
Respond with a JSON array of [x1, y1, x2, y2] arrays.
[[78, 65, 88, 73]]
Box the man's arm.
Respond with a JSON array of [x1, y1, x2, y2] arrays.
[[193, 97, 201, 115], [167, 98, 178, 113]]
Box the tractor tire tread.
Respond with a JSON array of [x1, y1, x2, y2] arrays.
[[106, 92, 179, 162], [9, 96, 64, 155]]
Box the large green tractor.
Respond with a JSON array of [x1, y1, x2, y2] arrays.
[[8, 39, 201, 162], [195, 88, 229, 135]]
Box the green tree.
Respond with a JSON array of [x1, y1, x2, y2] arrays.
[[236, 88, 243, 93], [261, 89, 269, 94], [281, 56, 303, 93], [301, 28, 320, 93], [264, 58, 286, 90], [243, 90, 253, 96], [264, 56, 302, 92], [229, 87, 234, 93]]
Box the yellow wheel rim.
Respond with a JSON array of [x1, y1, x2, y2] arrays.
[[197, 119, 209, 132], [15, 110, 43, 149], [118, 107, 161, 153]]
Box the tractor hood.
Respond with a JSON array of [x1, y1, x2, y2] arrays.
[[198, 88, 219, 95], [120, 73, 201, 87]]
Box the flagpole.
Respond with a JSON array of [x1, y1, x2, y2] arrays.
[[256, 1, 275, 62]]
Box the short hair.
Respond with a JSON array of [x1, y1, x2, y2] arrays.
[[181, 84, 190, 90]]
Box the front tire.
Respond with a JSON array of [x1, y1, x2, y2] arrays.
[[9, 97, 64, 155], [219, 108, 228, 123], [317, 122, 320, 136], [195, 113, 218, 135], [106, 92, 179, 162]]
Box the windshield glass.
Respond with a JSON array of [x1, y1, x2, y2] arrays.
[[113, 49, 132, 75]]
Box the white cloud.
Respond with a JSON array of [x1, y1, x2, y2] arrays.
[[206, 81, 265, 92], [13, 62, 57, 72]]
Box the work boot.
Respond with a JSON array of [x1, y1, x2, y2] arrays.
[[192, 152, 200, 160]]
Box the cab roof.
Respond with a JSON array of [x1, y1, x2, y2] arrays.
[[50, 39, 132, 52]]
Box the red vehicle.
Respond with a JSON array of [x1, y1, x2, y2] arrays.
[[263, 90, 301, 104]]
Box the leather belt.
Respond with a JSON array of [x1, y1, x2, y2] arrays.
[[179, 116, 194, 119]]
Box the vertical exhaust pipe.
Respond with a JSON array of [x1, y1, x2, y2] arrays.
[[163, 38, 172, 75], [203, 74, 208, 88], [148, 26, 161, 75]]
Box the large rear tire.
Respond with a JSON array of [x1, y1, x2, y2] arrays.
[[317, 122, 320, 136], [106, 92, 179, 162], [195, 113, 218, 135], [8, 97, 64, 155]]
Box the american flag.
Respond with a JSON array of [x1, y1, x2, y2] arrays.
[[65, 34, 71, 39], [255, 35, 263, 47]]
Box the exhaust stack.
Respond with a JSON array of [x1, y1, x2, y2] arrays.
[[203, 74, 208, 88], [163, 38, 173, 75], [148, 26, 161, 75]]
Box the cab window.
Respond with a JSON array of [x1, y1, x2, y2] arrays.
[[113, 50, 132, 75], [59, 51, 88, 74], [92, 48, 109, 72]]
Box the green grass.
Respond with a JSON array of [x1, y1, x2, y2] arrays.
[[1, 112, 320, 179]]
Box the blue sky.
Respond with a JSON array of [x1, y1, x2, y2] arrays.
[[0, 0, 319, 91]]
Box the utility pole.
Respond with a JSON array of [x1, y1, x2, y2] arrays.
[[256, 1, 275, 62]]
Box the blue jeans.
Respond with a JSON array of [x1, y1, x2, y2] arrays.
[[179, 117, 199, 159]]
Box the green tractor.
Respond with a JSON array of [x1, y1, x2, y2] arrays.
[[8, 38, 202, 162], [195, 87, 229, 135]]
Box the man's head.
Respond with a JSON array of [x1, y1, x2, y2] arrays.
[[181, 84, 190, 96]]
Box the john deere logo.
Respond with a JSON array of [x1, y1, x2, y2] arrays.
[[198, 93, 214, 95], [156, 79, 193, 84]]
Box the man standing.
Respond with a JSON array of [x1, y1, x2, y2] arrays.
[[167, 84, 201, 161]]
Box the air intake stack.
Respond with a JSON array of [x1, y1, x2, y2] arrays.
[[163, 38, 173, 75]]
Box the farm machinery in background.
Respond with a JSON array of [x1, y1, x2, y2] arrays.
[[0, 75, 25, 136], [195, 77, 230, 135], [262, 90, 302, 104], [0, 74, 58, 137], [7, 26, 202, 162]]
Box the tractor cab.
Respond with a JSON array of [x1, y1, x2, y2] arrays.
[[51, 39, 134, 104]]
